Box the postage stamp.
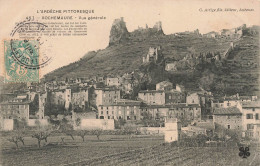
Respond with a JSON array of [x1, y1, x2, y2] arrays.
[[4, 40, 39, 83], [10, 20, 52, 70]]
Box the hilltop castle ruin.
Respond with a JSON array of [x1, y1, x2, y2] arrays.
[[143, 46, 164, 63]]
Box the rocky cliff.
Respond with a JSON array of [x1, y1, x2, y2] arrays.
[[109, 18, 164, 46], [109, 17, 130, 46]]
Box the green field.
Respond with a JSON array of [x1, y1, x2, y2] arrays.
[[1, 134, 260, 166]]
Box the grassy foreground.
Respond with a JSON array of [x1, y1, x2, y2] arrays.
[[1, 134, 259, 166]]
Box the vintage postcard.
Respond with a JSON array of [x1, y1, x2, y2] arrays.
[[0, 0, 259, 165]]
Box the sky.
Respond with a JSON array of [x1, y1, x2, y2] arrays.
[[0, 0, 259, 77]]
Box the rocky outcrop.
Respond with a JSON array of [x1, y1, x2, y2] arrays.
[[109, 18, 165, 46], [109, 17, 129, 46], [131, 21, 164, 39]]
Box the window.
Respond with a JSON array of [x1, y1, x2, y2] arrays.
[[256, 113, 259, 120], [108, 116, 110, 119], [252, 108, 255, 111], [227, 103, 231, 106], [119, 116, 122, 119], [227, 125, 230, 129], [107, 111, 109, 114], [101, 111, 103, 114], [247, 124, 254, 130], [246, 114, 253, 119], [127, 116, 130, 120], [134, 116, 137, 120]]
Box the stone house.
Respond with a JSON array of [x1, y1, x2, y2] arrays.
[[105, 77, 121, 87], [165, 90, 185, 104], [0, 93, 45, 121], [97, 99, 141, 120], [71, 87, 89, 109], [168, 104, 201, 122], [240, 101, 260, 139], [141, 103, 201, 122], [156, 81, 173, 91], [138, 90, 165, 105], [213, 107, 242, 130], [140, 105, 169, 121], [95, 87, 121, 106], [186, 93, 200, 104], [49, 89, 71, 109], [0, 97, 30, 121]]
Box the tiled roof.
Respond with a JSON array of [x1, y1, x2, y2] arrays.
[[169, 103, 201, 108], [140, 103, 200, 109], [95, 87, 120, 91], [117, 99, 141, 103], [139, 90, 165, 93], [239, 96, 251, 100], [0, 101, 31, 105], [165, 90, 182, 94], [213, 107, 242, 115], [241, 101, 260, 108], [157, 81, 172, 85], [100, 102, 141, 107], [195, 122, 215, 130]]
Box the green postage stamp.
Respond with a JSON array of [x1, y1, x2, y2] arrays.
[[4, 40, 40, 83]]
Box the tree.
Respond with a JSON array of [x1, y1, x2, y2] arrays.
[[32, 126, 53, 148], [32, 131, 50, 148], [92, 129, 103, 140], [195, 134, 209, 146], [122, 124, 138, 138], [29, 94, 39, 118], [7, 135, 20, 149], [77, 130, 88, 142], [59, 118, 75, 140], [17, 130, 25, 145], [115, 119, 126, 129]]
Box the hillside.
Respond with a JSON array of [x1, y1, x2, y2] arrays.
[[44, 23, 232, 79], [43, 19, 260, 96]]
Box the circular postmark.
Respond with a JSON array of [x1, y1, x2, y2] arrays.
[[10, 39, 51, 69], [9, 20, 52, 69]]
